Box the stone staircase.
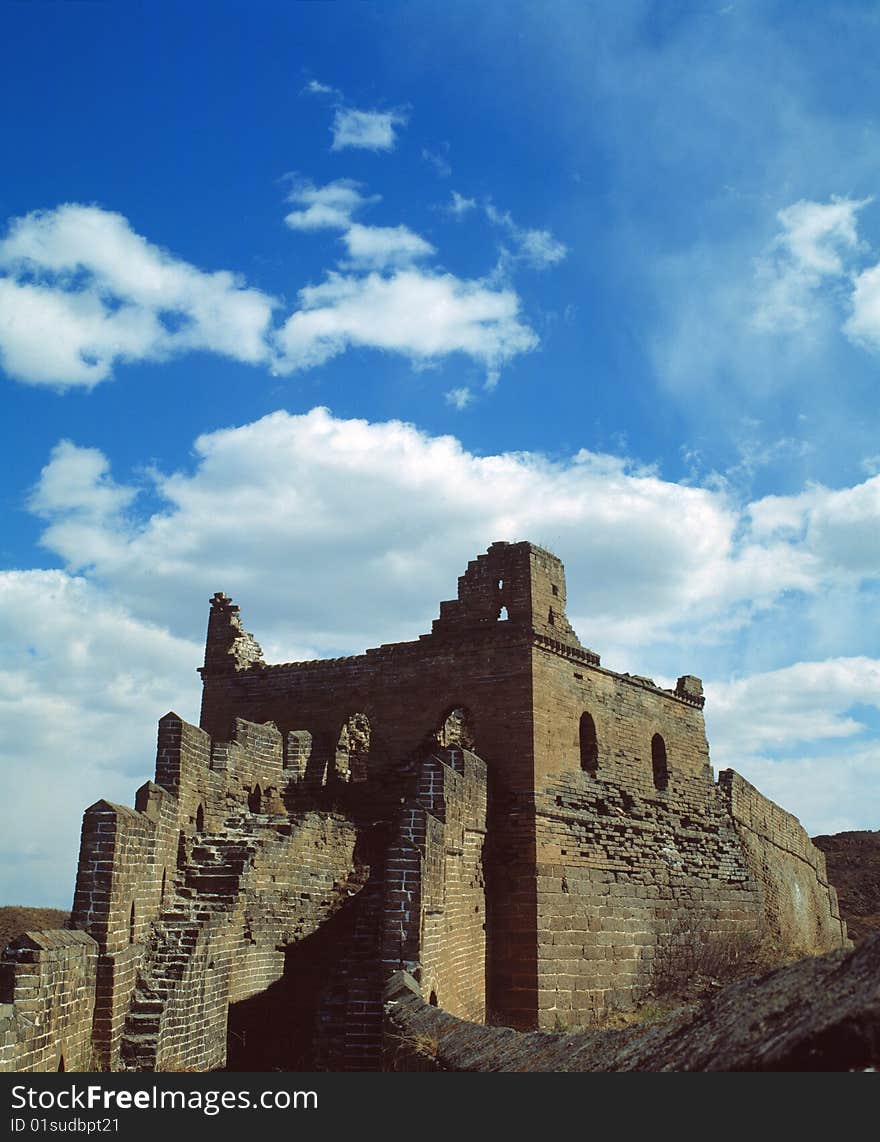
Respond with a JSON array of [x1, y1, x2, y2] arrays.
[[120, 821, 264, 1070]]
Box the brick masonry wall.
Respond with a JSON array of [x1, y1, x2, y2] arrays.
[[0, 931, 98, 1072], [529, 643, 765, 1027], [718, 770, 848, 950], [137, 812, 359, 1073], [48, 708, 361, 1073], [196, 563, 538, 1033], [382, 748, 488, 1023]]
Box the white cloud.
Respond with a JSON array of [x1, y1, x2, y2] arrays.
[[844, 262, 880, 350], [303, 79, 339, 97], [340, 223, 435, 269], [331, 107, 407, 152], [23, 408, 835, 659], [749, 475, 880, 578], [484, 201, 568, 270], [776, 198, 866, 276], [705, 658, 880, 834], [29, 439, 135, 522], [448, 191, 476, 217], [0, 197, 540, 392], [721, 746, 880, 838], [0, 570, 200, 906], [273, 270, 538, 381], [707, 657, 880, 755], [0, 204, 276, 387], [284, 181, 434, 268], [445, 386, 473, 410], [283, 179, 377, 231], [423, 146, 452, 178], [753, 196, 869, 333]]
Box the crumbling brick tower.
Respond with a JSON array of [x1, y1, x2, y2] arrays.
[[199, 540, 846, 1032], [0, 540, 848, 1072]]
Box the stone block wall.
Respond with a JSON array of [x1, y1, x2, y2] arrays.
[[0, 931, 97, 1071], [718, 770, 847, 950], [381, 748, 487, 1022], [528, 642, 761, 1027], [533, 765, 764, 1026], [136, 811, 359, 1072]]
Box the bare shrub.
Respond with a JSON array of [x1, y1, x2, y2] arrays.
[[648, 912, 813, 1002]]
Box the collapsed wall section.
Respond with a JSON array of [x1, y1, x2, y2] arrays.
[[718, 770, 848, 951], [131, 810, 360, 1073]]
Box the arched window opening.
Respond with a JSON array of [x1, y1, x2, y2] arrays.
[[651, 734, 669, 791], [57, 1055, 65, 1072], [129, 902, 136, 945], [248, 784, 262, 813], [579, 712, 599, 773], [429, 990, 438, 1007], [497, 578, 504, 590], [499, 605, 509, 621], [159, 868, 167, 908], [195, 803, 205, 832], [548, 607, 555, 626]]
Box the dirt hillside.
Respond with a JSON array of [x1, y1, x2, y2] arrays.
[[0, 906, 70, 952], [812, 830, 880, 942]]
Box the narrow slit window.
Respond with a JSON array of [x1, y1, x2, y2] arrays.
[[651, 733, 669, 791], [579, 712, 599, 773]]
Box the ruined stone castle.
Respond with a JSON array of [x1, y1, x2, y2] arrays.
[[0, 541, 848, 1072]]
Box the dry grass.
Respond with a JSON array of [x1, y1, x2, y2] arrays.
[[647, 915, 821, 1004], [0, 906, 69, 952]]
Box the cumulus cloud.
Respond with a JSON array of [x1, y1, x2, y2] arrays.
[[331, 107, 407, 152], [284, 180, 434, 269], [748, 475, 880, 578], [340, 223, 435, 270], [12, 407, 880, 897], [0, 204, 276, 387], [707, 657, 880, 755], [0, 197, 540, 391], [0, 570, 200, 906], [24, 408, 838, 660], [844, 262, 880, 350], [283, 179, 377, 231], [705, 658, 880, 833], [273, 271, 538, 381], [281, 182, 543, 379], [753, 196, 869, 332]]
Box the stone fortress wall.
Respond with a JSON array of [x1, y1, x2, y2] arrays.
[[0, 541, 847, 1070]]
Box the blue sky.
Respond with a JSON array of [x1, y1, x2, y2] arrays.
[[2, 0, 880, 906]]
